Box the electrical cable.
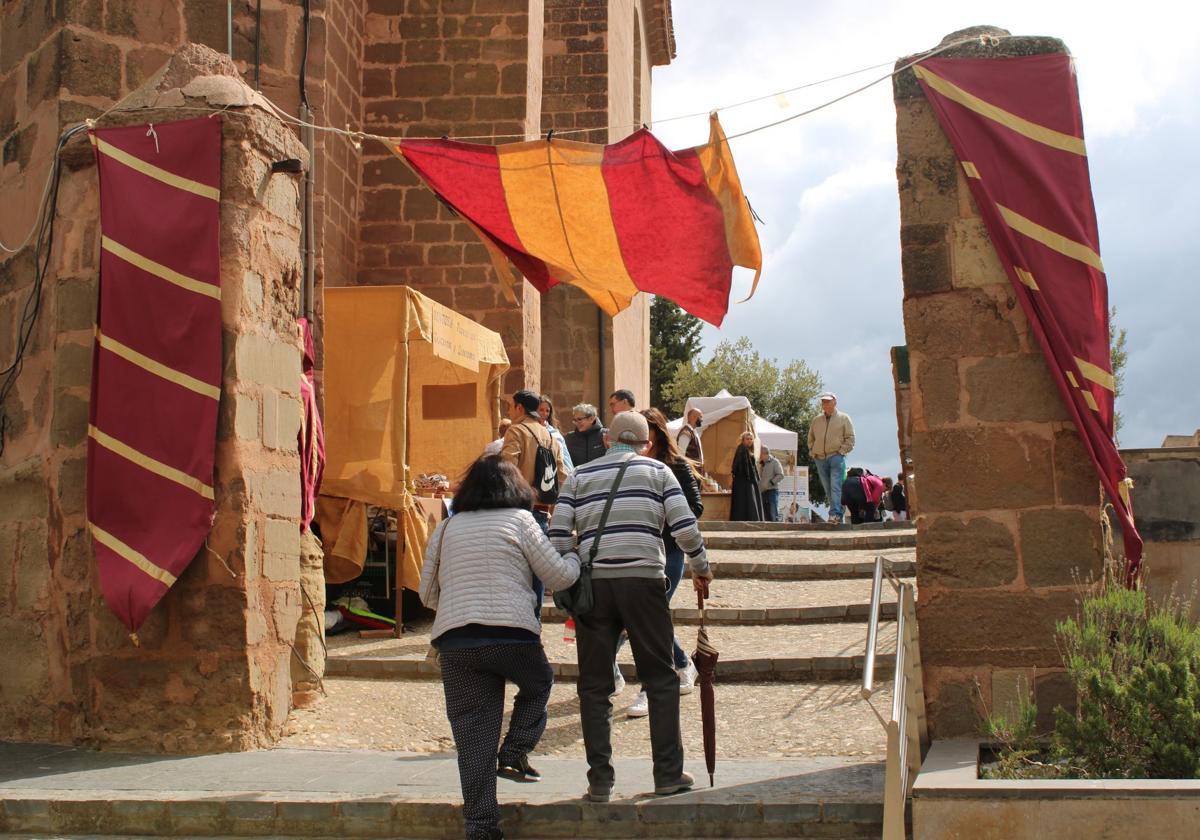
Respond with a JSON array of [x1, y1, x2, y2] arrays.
[[254, 0, 263, 92], [0, 123, 88, 456], [299, 0, 311, 108]]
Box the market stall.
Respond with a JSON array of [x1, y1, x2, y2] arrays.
[[318, 285, 509, 633]]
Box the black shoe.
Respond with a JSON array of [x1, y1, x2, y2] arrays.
[[497, 755, 541, 782]]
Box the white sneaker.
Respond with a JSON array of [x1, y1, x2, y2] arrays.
[[678, 661, 698, 695], [626, 690, 649, 718], [609, 671, 626, 698]]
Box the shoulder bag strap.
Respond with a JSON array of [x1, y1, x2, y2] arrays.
[[588, 455, 635, 564]]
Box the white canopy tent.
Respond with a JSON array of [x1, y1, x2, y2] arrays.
[[667, 390, 799, 459]]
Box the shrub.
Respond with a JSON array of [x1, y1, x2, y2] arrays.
[[1052, 584, 1200, 778]]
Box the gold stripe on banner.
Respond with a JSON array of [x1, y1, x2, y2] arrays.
[[90, 521, 178, 587], [1081, 389, 1100, 412], [996, 205, 1105, 272], [962, 161, 982, 179], [90, 135, 220, 201], [497, 140, 639, 315], [1074, 355, 1116, 392], [97, 330, 220, 400], [1065, 370, 1079, 388], [89, 424, 215, 500], [101, 236, 221, 300], [1014, 267, 1039, 290], [913, 65, 1087, 156]]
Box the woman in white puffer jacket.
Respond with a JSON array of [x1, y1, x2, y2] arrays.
[[420, 455, 580, 840]]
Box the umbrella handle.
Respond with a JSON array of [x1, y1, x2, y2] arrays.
[[695, 577, 709, 610]]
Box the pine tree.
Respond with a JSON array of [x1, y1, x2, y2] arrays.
[[649, 296, 704, 410]]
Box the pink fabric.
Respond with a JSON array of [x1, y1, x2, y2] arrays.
[[861, 474, 886, 505], [298, 318, 324, 532]]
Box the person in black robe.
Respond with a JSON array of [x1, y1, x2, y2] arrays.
[[729, 431, 764, 521]]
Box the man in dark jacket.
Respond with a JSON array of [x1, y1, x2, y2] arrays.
[[565, 403, 607, 466]]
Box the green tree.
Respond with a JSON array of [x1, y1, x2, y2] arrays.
[[663, 336, 826, 500], [649, 297, 704, 410], [1109, 305, 1128, 441]]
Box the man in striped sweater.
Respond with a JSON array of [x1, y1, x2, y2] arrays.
[[549, 411, 713, 801]]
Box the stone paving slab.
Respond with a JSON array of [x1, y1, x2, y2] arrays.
[[702, 547, 915, 580], [326, 622, 894, 682], [701, 531, 915, 551], [0, 744, 886, 838]]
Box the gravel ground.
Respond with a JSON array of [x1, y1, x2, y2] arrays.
[[693, 577, 897, 610], [280, 678, 891, 759]]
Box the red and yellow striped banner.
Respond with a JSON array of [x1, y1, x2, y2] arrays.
[[915, 54, 1143, 580], [396, 115, 762, 326], [87, 117, 223, 632]]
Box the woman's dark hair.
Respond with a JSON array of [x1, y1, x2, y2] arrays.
[[453, 455, 534, 513], [539, 394, 556, 424], [513, 389, 541, 414], [641, 408, 701, 476]]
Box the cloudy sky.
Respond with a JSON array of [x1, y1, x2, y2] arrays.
[[650, 0, 1200, 477]]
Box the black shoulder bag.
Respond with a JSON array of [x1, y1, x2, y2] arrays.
[[553, 455, 635, 618]]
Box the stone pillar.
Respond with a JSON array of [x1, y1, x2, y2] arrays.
[[893, 27, 1103, 736], [0, 40, 308, 750], [356, 0, 545, 394], [538, 0, 656, 412]]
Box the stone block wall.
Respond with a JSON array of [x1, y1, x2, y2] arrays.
[[538, 0, 654, 413], [355, 0, 545, 395], [0, 32, 307, 749], [893, 28, 1103, 736], [1121, 447, 1200, 621]]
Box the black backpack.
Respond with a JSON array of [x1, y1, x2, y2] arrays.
[[525, 426, 560, 504]]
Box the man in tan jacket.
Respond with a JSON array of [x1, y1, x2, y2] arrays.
[[807, 392, 855, 524], [500, 389, 569, 534]]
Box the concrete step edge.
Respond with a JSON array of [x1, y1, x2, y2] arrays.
[[0, 790, 887, 838], [696, 560, 915, 580], [702, 535, 916, 551], [326, 655, 893, 683], [539, 602, 899, 625]]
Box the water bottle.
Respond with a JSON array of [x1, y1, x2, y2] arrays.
[[563, 617, 576, 645]]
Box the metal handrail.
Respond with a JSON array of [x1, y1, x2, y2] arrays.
[[862, 555, 928, 840]]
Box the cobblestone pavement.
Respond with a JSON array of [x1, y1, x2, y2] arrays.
[[279, 677, 891, 759]]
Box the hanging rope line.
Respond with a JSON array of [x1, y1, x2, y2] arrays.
[[0, 34, 1005, 262]]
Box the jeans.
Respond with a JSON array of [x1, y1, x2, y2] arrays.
[[761, 489, 779, 522], [815, 454, 846, 518], [531, 509, 549, 618], [577, 578, 684, 789], [613, 548, 689, 676]]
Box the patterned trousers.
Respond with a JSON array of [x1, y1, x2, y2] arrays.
[[440, 642, 553, 840]]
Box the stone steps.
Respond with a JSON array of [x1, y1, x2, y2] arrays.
[[699, 520, 915, 533], [539, 576, 909, 625], [326, 621, 891, 683], [701, 530, 915, 551], [702, 547, 915, 580], [0, 746, 890, 839]]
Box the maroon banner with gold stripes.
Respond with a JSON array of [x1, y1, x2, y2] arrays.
[[395, 115, 762, 327], [87, 117, 222, 631], [915, 54, 1144, 580]]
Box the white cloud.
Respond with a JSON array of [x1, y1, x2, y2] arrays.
[[652, 0, 1200, 462]]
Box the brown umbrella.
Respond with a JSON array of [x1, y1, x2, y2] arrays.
[[692, 580, 719, 787]]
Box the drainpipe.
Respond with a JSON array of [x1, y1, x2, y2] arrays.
[[227, 1, 233, 57], [301, 105, 316, 321], [596, 306, 605, 414]]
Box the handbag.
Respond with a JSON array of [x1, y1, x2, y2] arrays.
[[553, 455, 635, 618]]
